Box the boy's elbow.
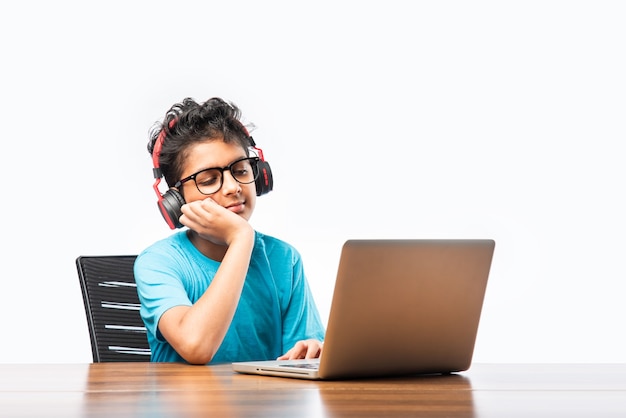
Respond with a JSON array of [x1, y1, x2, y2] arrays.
[[185, 354, 213, 365], [177, 338, 217, 365]]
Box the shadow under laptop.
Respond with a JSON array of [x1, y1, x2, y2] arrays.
[[317, 373, 476, 418]]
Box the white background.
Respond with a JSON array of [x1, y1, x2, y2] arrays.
[[1, 1, 624, 364]]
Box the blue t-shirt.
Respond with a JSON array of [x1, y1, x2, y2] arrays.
[[134, 230, 325, 364]]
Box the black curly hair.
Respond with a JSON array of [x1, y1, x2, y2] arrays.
[[148, 97, 252, 187]]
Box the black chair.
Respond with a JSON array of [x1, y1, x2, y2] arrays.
[[76, 255, 151, 362]]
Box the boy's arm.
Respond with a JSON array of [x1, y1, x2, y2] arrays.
[[158, 198, 255, 364]]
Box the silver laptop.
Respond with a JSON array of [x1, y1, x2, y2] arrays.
[[232, 239, 495, 380]]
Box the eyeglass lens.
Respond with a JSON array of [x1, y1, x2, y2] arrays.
[[194, 158, 258, 195]]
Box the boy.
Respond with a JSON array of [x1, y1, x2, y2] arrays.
[[135, 97, 325, 364]]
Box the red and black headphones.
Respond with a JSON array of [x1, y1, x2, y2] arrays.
[[151, 121, 273, 229]]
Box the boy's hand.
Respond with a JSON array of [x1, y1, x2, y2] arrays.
[[180, 197, 251, 246], [277, 339, 324, 360]]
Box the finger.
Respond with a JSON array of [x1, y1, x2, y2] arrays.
[[305, 342, 322, 359], [180, 200, 204, 220], [182, 199, 219, 227], [276, 349, 295, 361], [200, 197, 216, 209], [277, 342, 303, 360]]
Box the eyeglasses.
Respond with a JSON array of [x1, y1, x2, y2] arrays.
[[174, 157, 260, 195]]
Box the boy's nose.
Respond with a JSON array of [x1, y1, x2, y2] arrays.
[[221, 171, 241, 194]]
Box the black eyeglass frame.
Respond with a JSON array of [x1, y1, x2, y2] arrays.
[[174, 156, 260, 195]]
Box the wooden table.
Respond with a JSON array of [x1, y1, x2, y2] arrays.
[[1, 363, 625, 417]]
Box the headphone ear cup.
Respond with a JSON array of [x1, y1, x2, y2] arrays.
[[255, 160, 273, 196], [158, 189, 186, 229]]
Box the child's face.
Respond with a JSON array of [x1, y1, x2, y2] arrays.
[[178, 139, 257, 221]]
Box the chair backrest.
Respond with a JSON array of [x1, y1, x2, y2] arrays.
[[76, 255, 151, 362]]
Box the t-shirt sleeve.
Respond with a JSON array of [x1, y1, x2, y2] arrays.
[[134, 249, 193, 342], [281, 252, 326, 351]]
